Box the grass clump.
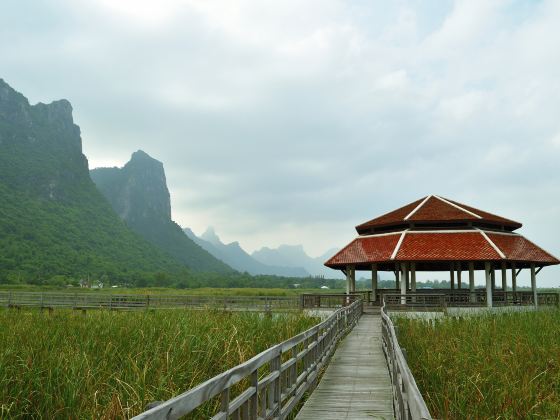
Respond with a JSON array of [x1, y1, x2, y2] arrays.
[[395, 309, 560, 419], [0, 308, 318, 418]]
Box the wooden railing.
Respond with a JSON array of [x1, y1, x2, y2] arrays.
[[300, 293, 362, 309], [381, 298, 432, 420], [132, 299, 363, 420], [0, 291, 299, 312], [383, 294, 447, 311], [379, 290, 559, 308]]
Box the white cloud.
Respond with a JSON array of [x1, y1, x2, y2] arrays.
[[2, 0, 560, 285]]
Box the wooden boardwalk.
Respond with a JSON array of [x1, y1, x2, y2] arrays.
[[295, 313, 394, 420]]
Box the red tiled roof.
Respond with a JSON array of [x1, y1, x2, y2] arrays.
[[487, 233, 559, 264], [324, 230, 560, 268], [356, 198, 424, 230], [397, 232, 500, 261], [445, 198, 521, 228], [408, 197, 478, 222], [355, 195, 522, 233], [325, 233, 400, 267]]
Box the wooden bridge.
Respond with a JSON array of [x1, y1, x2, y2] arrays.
[[295, 313, 394, 419], [132, 297, 431, 420]]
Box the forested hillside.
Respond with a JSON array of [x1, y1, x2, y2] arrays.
[[0, 79, 185, 284], [90, 151, 233, 274]]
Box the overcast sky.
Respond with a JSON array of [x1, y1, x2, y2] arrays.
[[2, 0, 560, 285]]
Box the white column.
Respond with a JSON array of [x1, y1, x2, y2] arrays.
[[411, 262, 417, 292], [511, 263, 517, 294], [457, 263, 462, 289], [450, 265, 455, 290], [401, 263, 408, 304], [485, 261, 493, 308], [371, 263, 378, 303], [491, 268, 496, 291], [501, 262, 508, 304], [468, 262, 475, 303], [531, 263, 538, 308], [395, 266, 400, 290], [350, 266, 356, 293], [345, 265, 352, 295]]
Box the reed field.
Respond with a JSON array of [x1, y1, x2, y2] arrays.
[[395, 309, 560, 419], [0, 307, 319, 418]]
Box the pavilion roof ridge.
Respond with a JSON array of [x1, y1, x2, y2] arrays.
[[390, 229, 409, 260], [403, 195, 432, 220], [357, 228, 521, 238], [476, 228, 506, 259], [355, 195, 522, 235], [433, 195, 482, 219]]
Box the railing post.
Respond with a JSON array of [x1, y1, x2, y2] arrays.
[[273, 354, 281, 415], [220, 387, 230, 417], [250, 370, 258, 418]]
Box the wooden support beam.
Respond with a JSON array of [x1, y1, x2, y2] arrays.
[[457, 263, 462, 289], [536, 266, 543, 276]]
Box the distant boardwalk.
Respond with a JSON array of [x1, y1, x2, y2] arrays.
[[296, 313, 394, 420]]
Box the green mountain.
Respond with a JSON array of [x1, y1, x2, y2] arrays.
[[0, 79, 185, 284], [90, 151, 233, 274]]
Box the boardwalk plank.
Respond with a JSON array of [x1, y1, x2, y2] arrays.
[[295, 314, 394, 420]]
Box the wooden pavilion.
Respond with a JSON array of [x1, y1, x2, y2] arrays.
[[325, 195, 560, 308]]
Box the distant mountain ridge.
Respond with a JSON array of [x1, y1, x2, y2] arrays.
[[91, 152, 233, 273], [184, 227, 342, 279], [183, 227, 309, 277], [0, 78, 184, 282], [252, 245, 342, 279]]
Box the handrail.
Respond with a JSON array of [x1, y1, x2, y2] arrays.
[[380, 298, 432, 420], [132, 299, 363, 420], [300, 293, 362, 308], [0, 291, 299, 311], [380, 291, 559, 308]]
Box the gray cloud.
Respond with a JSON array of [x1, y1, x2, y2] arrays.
[[2, 0, 559, 285]]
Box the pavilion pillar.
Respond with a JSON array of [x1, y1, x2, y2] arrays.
[[457, 263, 462, 289], [468, 262, 475, 303], [395, 266, 400, 290], [501, 261, 508, 304], [371, 263, 378, 303], [405, 267, 410, 290], [450, 265, 455, 290], [485, 261, 493, 308], [491, 268, 496, 291], [511, 263, 517, 294], [345, 265, 355, 295], [401, 263, 408, 305], [531, 263, 538, 309], [411, 262, 417, 292]]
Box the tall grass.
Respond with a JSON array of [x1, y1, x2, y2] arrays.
[[0, 308, 318, 418], [395, 309, 560, 419]]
